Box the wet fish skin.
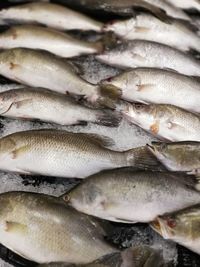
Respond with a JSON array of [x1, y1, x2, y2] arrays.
[[0, 191, 116, 263], [103, 14, 200, 53], [0, 88, 121, 127], [151, 205, 200, 255], [96, 40, 200, 76], [101, 68, 200, 113], [39, 246, 168, 267], [0, 2, 103, 32], [123, 103, 200, 142], [63, 169, 200, 223], [0, 25, 103, 58], [0, 48, 120, 108], [167, 0, 200, 11], [0, 129, 161, 178], [147, 141, 200, 175]]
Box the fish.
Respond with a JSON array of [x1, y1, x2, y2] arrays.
[[63, 169, 200, 223], [103, 14, 200, 53], [167, 0, 200, 12], [123, 103, 200, 142], [0, 48, 120, 108], [151, 205, 200, 255], [96, 40, 200, 76], [147, 141, 200, 175], [39, 246, 168, 267], [100, 68, 200, 113], [0, 191, 116, 263], [0, 88, 121, 127], [0, 129, 162, 178], [0, 25, 103, 58], [0, 2, 103, 32]]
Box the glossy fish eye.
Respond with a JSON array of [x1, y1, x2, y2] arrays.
[[134, 103, 144, 110], [167, 218, 176, 228]]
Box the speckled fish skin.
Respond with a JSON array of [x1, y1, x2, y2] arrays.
[[0, 191, 116, 264], [39, 246, 168, 267], [103, 14, 200, 53], [147, 141, 200, 174], [0, 25, 103, 58], [101, 68, 200, 113], [167, 0, 200, 11], [123, 103, 200, 142], [0, 129, 161, 178], [96, 40, 200, 76], [0, 88, 121, 127], [0, 48, 115, 108], [151, 205, 200, 255], [64, 169, 200, 223], [0, 2, 103, 32]]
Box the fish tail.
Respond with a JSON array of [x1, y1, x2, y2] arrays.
[[95, 109, 122, 127], [98, 84, 122, 109], [125, 146, 165, 171]]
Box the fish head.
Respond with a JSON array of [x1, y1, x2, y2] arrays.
[[103, 18, 136, 37], [63, 182, 106, 217], [0, 136, 18, 169], [0, 91, 18, 115]]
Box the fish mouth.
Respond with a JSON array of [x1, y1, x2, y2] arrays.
[[151, 217, 174, 239]]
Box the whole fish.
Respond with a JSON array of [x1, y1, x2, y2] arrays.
[[101, 68, 200, 113], [0, 25, 103, 58], [0, 88, 121, 127], [123, 103, 200, 141], [96, 40, 200, 76], [63, 169, 200, 223], [103, 14, 200, 52], [167, 0, 200, 11], [0, 191, 116, 263], [0, 130, 161, 178], [0, 48, 120, 108], [151, 205, 200, 255], [147, 141, 200, 175], [0, 2, 103, 32], [39, 246, 168, 267]]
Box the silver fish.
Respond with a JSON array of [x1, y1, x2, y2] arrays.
[[123, 103, 200, 141], [96, 40, 200, 76], [167, 0, 200, 11], [151, 205, 200, 255], [0, 2, 103, 32], [0, 48, 120, 108], [64, 169, 200, 223], [0, 25, 103, 58], [0, 129, 161, 178], [0, 191, 116, 263], [0, 88, 121, 127], [101, 68, 200, 113], [103, 14, 200, 52]]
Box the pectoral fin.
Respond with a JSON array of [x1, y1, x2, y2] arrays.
[[4, 221, 28, 235], [135, 26, 150, 33], [150, 122, 159, 135], [137, 84, 154, 91], [11, 145, 30, 159]]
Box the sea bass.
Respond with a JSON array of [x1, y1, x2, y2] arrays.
[[0, 130, 161, 178], [151, 205, 200, 255], [63, 169, 200, 223], [96, 40, 200, 76], [0, 88, 121, 127], [147, 141, 200, 175], [0, 2, 103, 32], [0, 25, 103, 58], [0, 191, 116, 263], [123, 103, 200, 141], [0, 48, 119, 108], [103, 14, 200, 53], [101, 68, 200, 113]]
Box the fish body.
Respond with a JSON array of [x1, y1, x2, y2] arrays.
[[151, 205, 200, 255], [123, 103, 200, 141], [96, 40, 200, 76], [0, 48, 119, 108], [0, 25, 103, 58], [0, 88, 121, 127], [167, 0, 200, 11], [0, 130, 160, 178], [147, 141, 200, 175], [64, 169, 200, 223], [0, 191, 116, 263], [0, 2, 102, 32], [103, 14, 200, 52], [101, 68, 200, 113]]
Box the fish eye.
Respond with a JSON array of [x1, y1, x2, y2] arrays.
[[134, 103, 144, 110], [63, 194, 70, 202], [106, 76, 113, 82], [166, 218, 176, 229]]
